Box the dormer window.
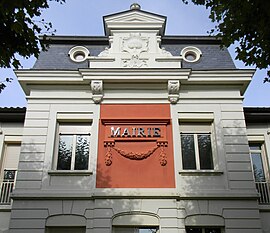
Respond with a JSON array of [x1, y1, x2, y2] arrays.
[[181, 46, 202, 63], [68, 46, 89, 62]]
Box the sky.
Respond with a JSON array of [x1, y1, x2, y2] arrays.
[[0, 0, 269, 107]]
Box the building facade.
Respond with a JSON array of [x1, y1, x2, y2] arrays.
[[0, 4, 270, 233]]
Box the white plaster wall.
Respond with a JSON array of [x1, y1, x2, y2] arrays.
[[0, 212, 11, 233], [8, 199, 264, 233]]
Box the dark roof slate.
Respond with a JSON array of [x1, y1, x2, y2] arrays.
[[33, 36, 235, 70]]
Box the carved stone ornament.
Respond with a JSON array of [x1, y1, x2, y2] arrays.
[[104, 141, 167, 166], [90, 80, 103, 104], [98, 47, 109, 57], [168, 80, 180, 104], [122, 33, 149, 68]]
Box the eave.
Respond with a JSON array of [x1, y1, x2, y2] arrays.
[[16, 68, 254, 96]]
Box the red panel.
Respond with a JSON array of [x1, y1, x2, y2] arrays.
[[96, 104, 175, 188]]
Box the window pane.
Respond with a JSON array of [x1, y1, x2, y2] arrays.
[[205, 228, 221, 233], [186, 227, 202, 233], [198, 134, 213, 169], [251, 152, 266, 182], [4, 170, 16, 181], [181, 134, 196, 169], [114, 227, 158, 233], [138, 229, 158, 233], [57, 135, 73, 170], [249, 144, 261, 151], [75, 135, 90, 170]]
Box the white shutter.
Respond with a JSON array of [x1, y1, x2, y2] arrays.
[[3, 144, 21, 169]]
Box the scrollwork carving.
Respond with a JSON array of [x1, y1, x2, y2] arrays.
[[90, 80, 103, 104], [168, 80, 180, 104], [121, 33, 149, 68]]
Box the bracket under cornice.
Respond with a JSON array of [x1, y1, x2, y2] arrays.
[[90, 80, 103, 104], [168, 80, 180, 104]]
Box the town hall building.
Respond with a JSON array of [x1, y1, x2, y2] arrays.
[[0, 4, 270, 233]]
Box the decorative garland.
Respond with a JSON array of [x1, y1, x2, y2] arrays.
[[112, 145, 159, 160], [104, 142, 167, 166]]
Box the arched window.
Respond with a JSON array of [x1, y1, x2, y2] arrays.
[[112, 213, 159, 233], [45, 215, 86, 233], [185, 215, 224, 233]]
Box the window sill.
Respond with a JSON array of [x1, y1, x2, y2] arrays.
[[48, 170, 93, 176], [0, 205, 12, 211], [179, 170, 223, 176]]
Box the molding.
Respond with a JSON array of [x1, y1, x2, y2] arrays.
[[0, 205, 12, 211], [187, 69, 255, 94], [11, 190, 259, 200], [178, 112, 214, 121], [179, 170, 224, 176], [259, 205, 270, 212], [80, 68, 191, 79], [48, 170, 93, 176], [16, 69, 254, 96], [4, 136, 22, 142]]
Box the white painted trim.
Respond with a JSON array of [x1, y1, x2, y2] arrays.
[[247, 135, 265, 141], [178, 112, 214, 121], [57, 113, 94, 121], [48, 170, 93, 176], [185, 215, 224, 226], [112, 213, 159, 226], [4, 136, 22, 142], [46, 215, 86, 227], [179, 170, 223, 175]]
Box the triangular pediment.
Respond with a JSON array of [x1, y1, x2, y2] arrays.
[[91, 5, 182, 69], [103, 9, 166, 36]]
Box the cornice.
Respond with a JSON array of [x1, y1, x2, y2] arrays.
[[11, 190, 259, 200], [16, 68, 254, 96]]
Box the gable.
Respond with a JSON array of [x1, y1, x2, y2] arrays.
[[103, 9, 166, 36]]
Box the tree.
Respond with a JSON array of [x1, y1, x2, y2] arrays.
[[183, 0, 270, 82], [0, 0, 65, 92]]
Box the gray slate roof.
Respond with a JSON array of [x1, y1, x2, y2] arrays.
[[33, 36, 235, 70]]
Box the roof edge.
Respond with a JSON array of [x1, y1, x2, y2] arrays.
[[0, 107, 26, 122], [39, 35, 222, 45], [244, 107, 270, 123], [39, 36, 109, 45]]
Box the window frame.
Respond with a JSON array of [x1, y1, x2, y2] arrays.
[[113, 227, 159, 233], [249, 142, 269, 182], [54, 122, 92, 171], [185, 226, 223, 233], [179, 121, 216, 171], [0, 140, 21, 205]]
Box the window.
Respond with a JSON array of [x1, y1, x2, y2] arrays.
[[46, 227, 86, 233], [186, 227, 221, 233], [249, 143, 266, 182], [0, 143, 21, 204], [68, 46, 89, 62], [113, 227, 158, 233], [56, 123, 91, 170], [181, 46, 202, 63], [180, 122, 214, 170]]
